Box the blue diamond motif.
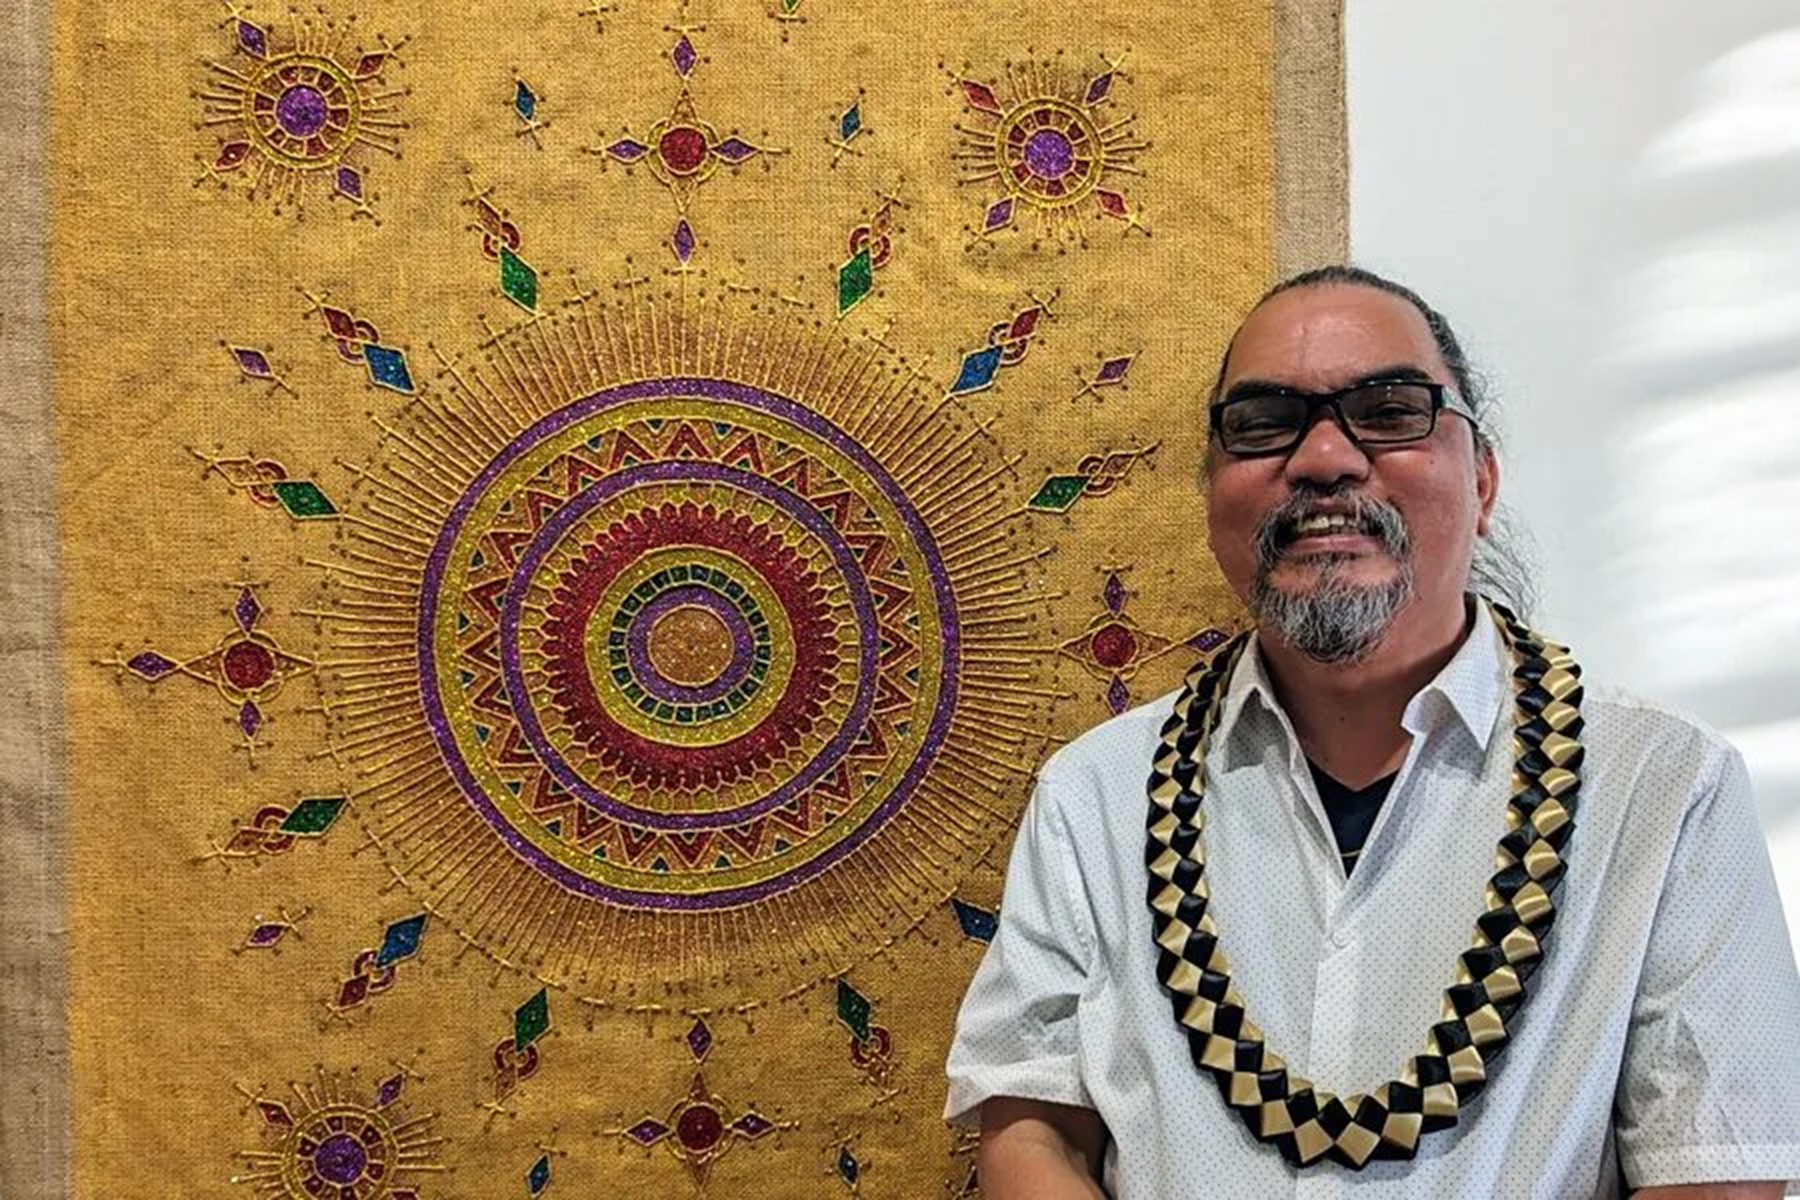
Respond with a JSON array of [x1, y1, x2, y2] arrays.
[[951, 898, 998, 942], [949, 345, 1004, 395], [375, 913, 427, 967], [840, 103, 862, 143], [515, 80, 537, 122], [363, 344, 416, 394], [527, 1153, 552, 1195]]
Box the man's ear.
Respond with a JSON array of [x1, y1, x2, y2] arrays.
[[1474, 440, 1499, 537]]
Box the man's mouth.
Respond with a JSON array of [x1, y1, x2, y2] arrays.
[[1291, 512, 1364, 538], [1253, 489, 1411, 575], [1279, 510, 1382, 555]]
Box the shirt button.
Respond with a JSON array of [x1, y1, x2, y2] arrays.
[[1331, 926, 1354, 950]]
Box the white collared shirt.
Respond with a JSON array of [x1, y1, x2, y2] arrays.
[[945, 614, 1800, 1198]]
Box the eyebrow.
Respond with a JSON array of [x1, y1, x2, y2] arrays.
[[1220, 363, 1434, 405]]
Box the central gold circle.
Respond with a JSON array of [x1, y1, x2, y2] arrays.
[[645, 604, 737, 687]]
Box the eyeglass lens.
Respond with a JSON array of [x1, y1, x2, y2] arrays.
[[1218, 382, 1437, 453]]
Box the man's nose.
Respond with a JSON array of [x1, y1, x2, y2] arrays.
[[1282, 408, 1371, 487]]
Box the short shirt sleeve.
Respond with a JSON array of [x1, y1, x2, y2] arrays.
[[944, 761, 1098, 1125], [1615, 745, 1800, 1187]]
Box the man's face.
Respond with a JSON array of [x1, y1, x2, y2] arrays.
[[1204, 284, 1498, 661]]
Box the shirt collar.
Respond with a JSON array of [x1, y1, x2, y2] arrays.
[[1211, 601, 1507, 772]]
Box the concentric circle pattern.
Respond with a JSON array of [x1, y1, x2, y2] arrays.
[[282, 1106, 397, 1197], [316, 297, 1050, 1001], [243, 54, 361, 168], [996, 98, 1103, 206], [432, 398, 923, 905]]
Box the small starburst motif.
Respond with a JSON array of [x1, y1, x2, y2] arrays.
[[231, 1066, 445, 1198], [195, 3, 409, 218], [950, 54, 1149, 244]]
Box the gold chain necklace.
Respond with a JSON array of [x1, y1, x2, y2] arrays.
[[1143, 601, 1584, 1168]]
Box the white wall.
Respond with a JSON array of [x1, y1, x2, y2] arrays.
[[1346, 0, 1800, 952]]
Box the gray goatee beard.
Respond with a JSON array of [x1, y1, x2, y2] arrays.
[[1249, 487, 1415, 664]]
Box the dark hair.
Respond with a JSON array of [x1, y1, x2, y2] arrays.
[[1208, 264, 1538, 616]]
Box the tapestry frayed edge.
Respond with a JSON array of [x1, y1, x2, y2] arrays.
[[0, 0, 70, 1194], [1275, 0, 1349, 275]]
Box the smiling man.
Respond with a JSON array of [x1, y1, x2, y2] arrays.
[[944, 267, 1800, 1197]]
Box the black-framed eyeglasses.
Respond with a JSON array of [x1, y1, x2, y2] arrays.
[[1209, 379, 1476, 457]]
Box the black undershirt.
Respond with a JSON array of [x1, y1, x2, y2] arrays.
[[1306, 761, 1398, 875]]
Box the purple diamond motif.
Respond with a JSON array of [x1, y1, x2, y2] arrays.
[[671, 219, 696, 264], [1096, 355, 1133, 384], [375, 1074, 405, 1108], [238, 701, 264, 738], [607, 138, 650, 163], [713, 137, 756, 163], [671, 35, 698, 77], [126, 651, 179, 680], [626, 1118, 670, 1146], [732, 1112, 774, 1139], [1189, 628, 1229, 653], [1106, 676, 1132, 715], [1102, 572, 1127, 615], [234, 587, 262, 632], [237, 19, 269, 58], [1085, 72, 1114, 106], [335, 165, 364, 200], [232, 347, 273, 378], [686, 1017, 713, 1062], [247, 922, 289, 948], [984, 197, 1014, 232]]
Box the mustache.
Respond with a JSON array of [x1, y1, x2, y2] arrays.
[[1252, 485, 1410, 570]]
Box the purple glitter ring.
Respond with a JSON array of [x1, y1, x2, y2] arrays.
[[620, 581, 763, 706]]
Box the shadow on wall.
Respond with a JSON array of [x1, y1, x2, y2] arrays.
[[1600, 26, 1800, 929]]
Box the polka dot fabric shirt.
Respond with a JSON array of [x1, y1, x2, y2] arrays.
[[945, 614, 1800, 1198]]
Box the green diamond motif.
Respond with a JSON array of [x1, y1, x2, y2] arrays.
[[836, 247, 874, 315], [279, 796, 347, 836], [499, 246, 540, 312], [1027, 475, 1089, 514], [835, 978, 872, 1040], [515, 986, 551, 1051], [270, 479, 339, 520]]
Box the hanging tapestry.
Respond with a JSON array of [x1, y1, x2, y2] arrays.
[[0, 0, 1343, 1193]]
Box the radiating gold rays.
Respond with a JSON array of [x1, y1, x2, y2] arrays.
[[307, 283, 1057, 1009]]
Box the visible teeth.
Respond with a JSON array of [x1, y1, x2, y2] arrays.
[[1295, 513, 1357, 535]]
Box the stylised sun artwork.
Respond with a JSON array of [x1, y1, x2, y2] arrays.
[[301, 282, 1057, 1009], [948, 54, 1150, 245], [231, 1066, 446, 1199], [194, 3, 409, 218]]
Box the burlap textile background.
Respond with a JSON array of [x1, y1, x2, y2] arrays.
[[2, 0, 1343, 1193]]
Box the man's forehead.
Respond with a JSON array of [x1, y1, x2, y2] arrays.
[[1220, 284, 1451, 393]]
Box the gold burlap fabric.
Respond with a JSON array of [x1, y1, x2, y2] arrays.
[[1, 0, 1343, 1194]]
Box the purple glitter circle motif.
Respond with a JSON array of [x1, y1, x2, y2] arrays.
[[312, 1132, 368, 1184], [1023, 128, 1075, 179], [624, 583, 763, 706], [275, 84, 328, 137]]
